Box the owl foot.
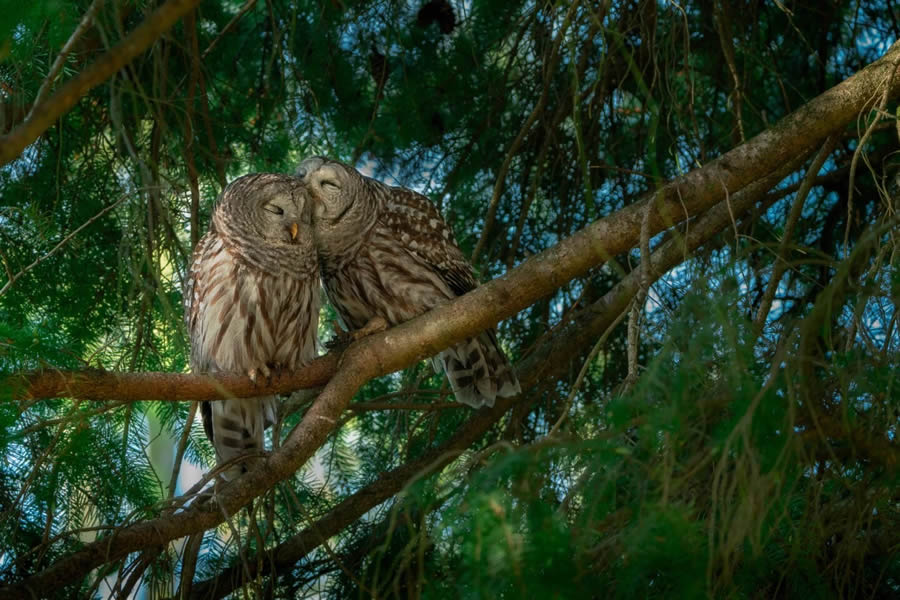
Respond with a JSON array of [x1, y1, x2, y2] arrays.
[[326, 317, 388, 350], [353, 316, 388, 340], [247, 364, 272, 384]]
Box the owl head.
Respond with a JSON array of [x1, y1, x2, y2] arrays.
[[212, 173, 315, 275], [296, 157, 381, 261]]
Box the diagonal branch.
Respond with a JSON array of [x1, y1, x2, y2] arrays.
[[188, 395, 516, 599], [0, 0, 204, 168], [753, 134, 841, 332], [0, 195, 127, 298], [24, 0, 106, 122], [3, 41, 900, 598]]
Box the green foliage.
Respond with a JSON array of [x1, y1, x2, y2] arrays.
[[1, 0, 899, 598], [371, 282, 899, 598]]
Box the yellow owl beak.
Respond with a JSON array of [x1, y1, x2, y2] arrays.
[[289, 222, 299, 241]]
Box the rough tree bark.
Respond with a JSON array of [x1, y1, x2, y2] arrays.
[[1, 40, 899, 600]]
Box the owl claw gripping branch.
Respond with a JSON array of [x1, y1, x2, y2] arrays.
[[296, 156, 520, 409]]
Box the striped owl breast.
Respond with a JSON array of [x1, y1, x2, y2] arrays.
[[192, 250, 318, 373]]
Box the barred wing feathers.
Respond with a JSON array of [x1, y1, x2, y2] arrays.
[[380, 186, 477, 296], [376, 185, 520, 407]]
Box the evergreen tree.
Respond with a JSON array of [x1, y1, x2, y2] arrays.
[[1, 1, 898, 597]]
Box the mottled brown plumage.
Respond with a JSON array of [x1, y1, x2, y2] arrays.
[[296, 157, 519, 407], [184, 173, 320, 479]]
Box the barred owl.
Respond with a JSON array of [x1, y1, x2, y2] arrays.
[[295, 157, 520, 408], [184, 173, 320, 479]]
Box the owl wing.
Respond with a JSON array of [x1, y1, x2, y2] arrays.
[[184, 232, 210, 371], [184, 232, 227, 449], [379, 185, 478, 296], [376, 185, 520, 408]]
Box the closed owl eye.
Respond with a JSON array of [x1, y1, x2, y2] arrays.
[[320, 179, 340, 192], [264, 204, 285, 215]]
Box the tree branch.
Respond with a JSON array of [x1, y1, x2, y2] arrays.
[[7, 353, 340, 403], [187, 398, 513, 599], [0, 195, 127, 298], [3, 41, 900, 598], [0, 0, 204, 168], [24, 0, 105, 123], [753, 134, 840, 332]]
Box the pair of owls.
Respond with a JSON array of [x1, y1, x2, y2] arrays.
[[184, 158, 520, 478]]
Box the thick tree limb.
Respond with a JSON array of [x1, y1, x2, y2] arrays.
[[0, 0, 204, 168], [526, 151, 817, 381], [3, 41, 900, 599]]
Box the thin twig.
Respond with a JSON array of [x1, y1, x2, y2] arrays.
[[0, 195, 127, 297], [470, 1, 580, 263], [201, 0, 259, 59], [845, 56, 900, 254], [624, 198, 654, 389], [348, 401, 460, 412], [168, 401, 199, 500], [754, 134, 839, 332], [546, 308, 627, 437], [714, 0, 745, 144]]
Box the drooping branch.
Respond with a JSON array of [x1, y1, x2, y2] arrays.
[[753, 134, 841, 331], [0, 0, 205, 168], [23, 0, 105, 123], [3, 41, 900, 599]]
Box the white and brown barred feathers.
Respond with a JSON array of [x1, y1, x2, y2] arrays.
[[184, 173, 320, 478], [297, 156, 519, 408]]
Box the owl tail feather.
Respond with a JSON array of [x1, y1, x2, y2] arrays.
[[201, 396, 276, 481], [438, 330, 520, 408]]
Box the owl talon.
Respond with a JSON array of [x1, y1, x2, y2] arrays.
[[353, 316, 388, 340], [247, 364, 271, 384], [325, 322, 351, 351], [326, 317, 388, 350]]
